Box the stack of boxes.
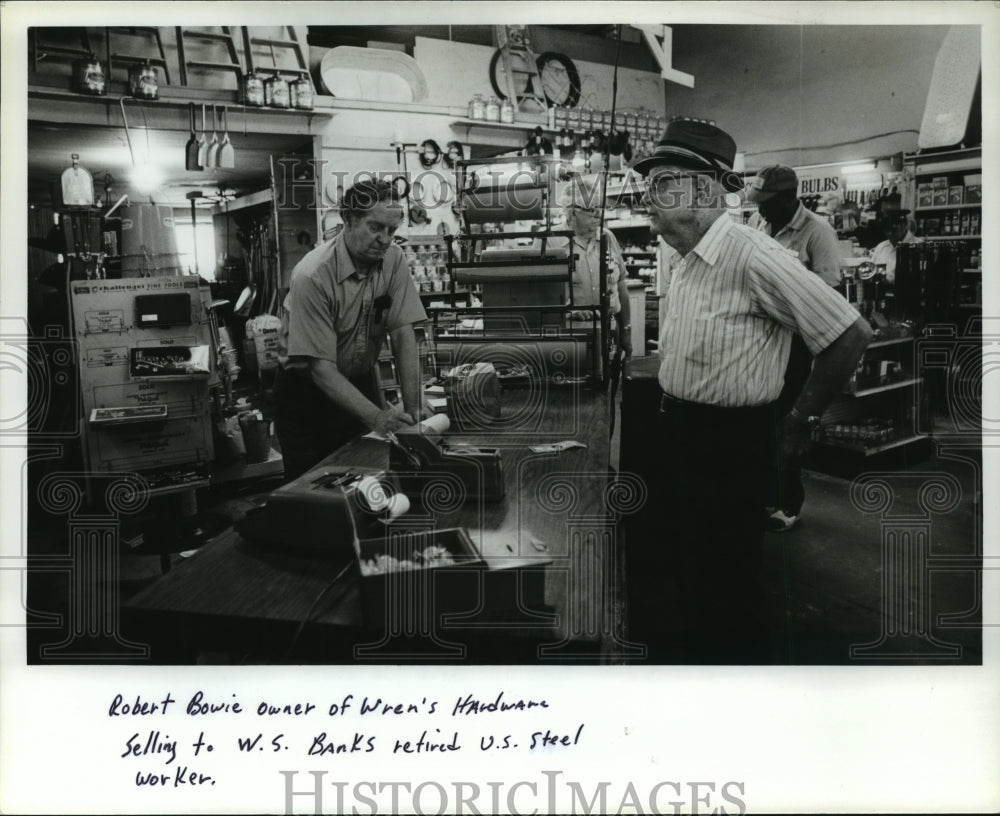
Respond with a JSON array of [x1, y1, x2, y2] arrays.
[[915, 173, 981, 237]]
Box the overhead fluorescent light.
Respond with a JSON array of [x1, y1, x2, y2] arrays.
[[842, 162, 876, 175]]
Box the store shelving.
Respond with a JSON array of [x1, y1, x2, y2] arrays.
[[808, 336, 929, 474], [846, 377, 922, 398], [867, 336, 917, 349], [921, 235, 981, 241]]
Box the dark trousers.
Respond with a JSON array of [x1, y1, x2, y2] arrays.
[[274, 366, 378, 482], [628, 395, 777, 664], [766, 335, 813, 515]]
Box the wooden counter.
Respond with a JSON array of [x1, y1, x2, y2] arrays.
[[123, 385, 640, 664]]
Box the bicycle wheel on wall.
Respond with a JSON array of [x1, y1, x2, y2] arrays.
[[488, 49, 581, 108]]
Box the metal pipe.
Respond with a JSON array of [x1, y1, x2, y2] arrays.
[[104, 193, 130, 218]]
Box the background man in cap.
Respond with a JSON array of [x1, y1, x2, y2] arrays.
[[631, 119, 872, 663], [746, 165, 845, 532], [555, 176, 632, 359], [746, 165, 843, 286], [871, 207, 921, 283]]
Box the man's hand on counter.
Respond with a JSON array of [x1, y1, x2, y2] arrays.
[[371, 408, 416, 436]]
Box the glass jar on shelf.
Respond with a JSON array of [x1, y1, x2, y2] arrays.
[[265, 74, 291, 108], [129, 61, 159, 100], [500, 97, 515, 124], [469, 94, 486, 120], [291, 73, 314, 110], [242, 71, 265, 106], [485, 96, 501, 122], [73, 54, 106, 96]]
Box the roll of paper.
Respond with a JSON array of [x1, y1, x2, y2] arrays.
[[462, 184, 544, 223], [418, 413, 451, 435], [384, 492, 411, 520], [356, 476, 391, 512]]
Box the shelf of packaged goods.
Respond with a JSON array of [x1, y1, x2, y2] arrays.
[[844, 377, 922, 397], [867, 336, 916, 349], [815, 433, 929, 456], [450, 119, 554, 141], [915, 203, 982, 212], [920, 235, 981, 241]]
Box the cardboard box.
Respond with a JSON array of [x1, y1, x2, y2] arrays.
[[252, 332, 280, 371], [917, 183, 934, 208], [357, 528, 485, 630], [948, 186, 964, 205], [965, 184, 982, 204]]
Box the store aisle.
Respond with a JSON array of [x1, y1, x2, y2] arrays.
[[760, 456, 982, 665]]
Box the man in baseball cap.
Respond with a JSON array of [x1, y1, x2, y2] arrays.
[[746, 164, 798, 201], [746, 165, 845, 533], [626, 119, 871, 663]]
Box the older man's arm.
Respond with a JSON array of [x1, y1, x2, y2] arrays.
[[308, 358, 414, 436], [779, 316, 873, 457], [389, 323, 430, 423]]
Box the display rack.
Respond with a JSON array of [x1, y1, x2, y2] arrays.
[[807, 336, 931, 474], [70, 274, 217, 499], [429, 155, 608, 385], [907, 146, 982, 316]]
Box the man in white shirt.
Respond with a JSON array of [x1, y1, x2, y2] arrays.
[[871, 210, 921, 283], [559, 178, 632, 358]]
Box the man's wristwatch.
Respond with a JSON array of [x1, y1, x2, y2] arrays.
[[789, 406, 821, 429]]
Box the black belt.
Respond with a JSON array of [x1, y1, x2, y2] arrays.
[[659, 391, 774, 419]]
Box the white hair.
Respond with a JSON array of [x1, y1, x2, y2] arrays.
[[559, 175, 605, 209]]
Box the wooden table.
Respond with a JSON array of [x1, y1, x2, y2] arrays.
[[123, 386, 639, 664]]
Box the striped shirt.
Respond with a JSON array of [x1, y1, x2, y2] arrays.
[[658, 214, 860, 407], [747, 203, 844, 287]]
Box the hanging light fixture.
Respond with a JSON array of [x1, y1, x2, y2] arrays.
[[119, 98, 162, 196], [842, 162, 877, 175]]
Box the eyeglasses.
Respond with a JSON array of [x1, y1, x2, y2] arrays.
[[646, 171, 707, 191]]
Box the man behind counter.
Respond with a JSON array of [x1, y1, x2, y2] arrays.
[[275, 179, 428, 481]]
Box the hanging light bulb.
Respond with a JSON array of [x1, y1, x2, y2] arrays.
[[119, 97, 163, 196], [131, 161, 163, 195]]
